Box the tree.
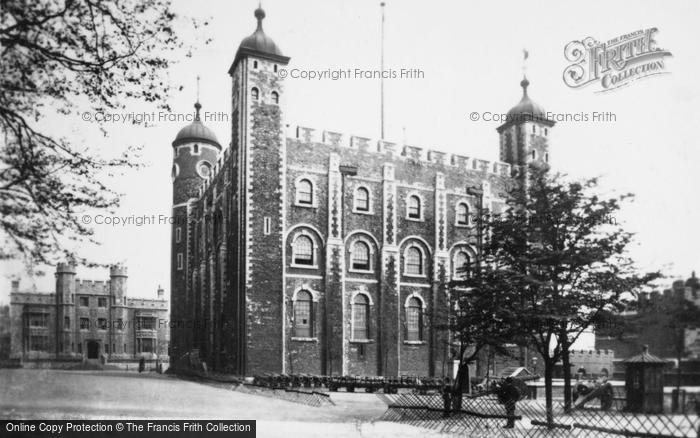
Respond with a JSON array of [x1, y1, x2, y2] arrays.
[[437, 206, 521, 409], [487, 167, 658, 424], [0, 0, 200, 265]]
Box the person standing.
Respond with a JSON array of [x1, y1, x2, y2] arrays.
[[496, 377, 520, 428]]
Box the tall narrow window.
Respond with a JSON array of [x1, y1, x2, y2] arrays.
[[294, 290, 313, 337], [351, 241, 371, 271], [271, 91, 279, 104], [531, 149, 537, 160], [408, 195, 421, 219], [405, 247, 423, 275], [352, 294, 370, 340], [454, 251, 471, 279], [251, 87, 259, 101], [406, 297, 423, 341], [253, 60, 258, 69], [293, 235, 314, 266], [355, 187, 370, 212], [456, 203, 469, 225], [64, 316, 70, 329], [263, 217, 271, 235], [297, 179, 313, 205], [177, 253, 183, 270], [175, 227, 182, 243]]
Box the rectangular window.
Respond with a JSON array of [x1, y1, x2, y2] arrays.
[[64, 316, 70, 329], [116, 318, 124, 330], [137, 317, 156, 330], [28, 335, 49, 352], [263, 217, 271, 235], [78, 343, 82, 354], [177, 253, 183, 270], [98, 318, 107, 330], [137, 338, 155, 353], [98, 297, 107, 308], [105, 343, 109, 354], [26, 313, 49, 328], [79, 296, 89, 307], [80, 318, 90, 330], [175, 227, 182, 243]]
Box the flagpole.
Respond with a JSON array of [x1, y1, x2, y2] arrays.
[[380, 2, 386, 139]]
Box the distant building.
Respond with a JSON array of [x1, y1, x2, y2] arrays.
[[596, 271, 700, 359], [9, 264, 169, 364]]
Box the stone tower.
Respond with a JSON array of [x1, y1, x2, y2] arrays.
[[496, 77, 555, 173], [55, 262, 76, 356], [227, 6, 290, 374], [170, 101, 222, 360]]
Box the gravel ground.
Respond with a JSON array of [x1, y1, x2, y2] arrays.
[[0, 369, 445, 437]]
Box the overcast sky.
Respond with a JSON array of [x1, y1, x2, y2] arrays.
[[1, 0, 698, 317]]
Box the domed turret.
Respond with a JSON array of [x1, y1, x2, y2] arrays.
[[229, 6, 290, 73], [172, 102, 221, 149], [506, 77, 549, 121]]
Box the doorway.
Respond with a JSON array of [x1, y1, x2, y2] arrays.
[[87, 340, 100, 359]]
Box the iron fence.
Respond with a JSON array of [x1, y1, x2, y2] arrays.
[[379, 393, 700, 438]]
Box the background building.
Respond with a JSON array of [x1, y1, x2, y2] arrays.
[[170, 7, 555, 376], [9, 263, 169, 366]]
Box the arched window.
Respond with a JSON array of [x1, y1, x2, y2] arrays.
[[273, 64, 278, 73], [545, 152, 549, 162], [406, 297, 422, 341], [405, 246, 423, 275], [355, 187, 370, 211], [294, 290, 313, 337], [407, 195, 421, 219], [293, 235, 314, 266], [454, 251, 471, 279], [193, 144, 199, 154], [531, 149, 536, 160], [352, 294, 370, 340], [271, 91, 279, 104], [351, 241, 371, 271], [532, 125, 536, 134], [253, 60, 258, 69], [251, 87, 259, 101], [456, 203, 469, 225], [296, 179, 313, 205]]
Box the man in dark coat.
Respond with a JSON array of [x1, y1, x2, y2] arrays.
[[442, 377, 452, 418], [496, 377, 520, 428]]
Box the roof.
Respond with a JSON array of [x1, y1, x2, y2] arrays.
[[229, 7, 290, 74], [622, 346, 667, 365], [172, 102, 221, 149], [497, 77, 555, 132]]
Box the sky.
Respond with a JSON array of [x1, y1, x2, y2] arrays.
[[1, 0, 699, 323]]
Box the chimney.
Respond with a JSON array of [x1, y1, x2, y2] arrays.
[[157, 285, 164, 298], [11, 280, 20, 293]]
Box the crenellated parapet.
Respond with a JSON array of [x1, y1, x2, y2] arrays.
[[291, 125, 513, 178]]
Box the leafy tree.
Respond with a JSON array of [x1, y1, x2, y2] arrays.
[[437, 204, 522, 408], [0, 0, 200, 265], [486, 167, 658, 424]]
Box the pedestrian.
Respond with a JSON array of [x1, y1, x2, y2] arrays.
[[496, 377, 520, 428], [442, 377, 452, 418], [138, 357, 145, 373]]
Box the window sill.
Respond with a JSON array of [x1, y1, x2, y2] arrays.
[[291, 337, 318, 342], [403, 273, 427, 279], [290, 263, 319, 270], [403, 340, 426, 345], [350, 339, 374, 344], [352, 209, 374, 215], [294, 202, 317, 209], [405, 217, 424, 222], [348, 268, 374, 274], [454, 223, 470, 228]]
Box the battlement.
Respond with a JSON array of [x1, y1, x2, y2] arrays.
[[75, 279, 110, 294], [571, 349, 615, 358], [291, 126, 514, 178]]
